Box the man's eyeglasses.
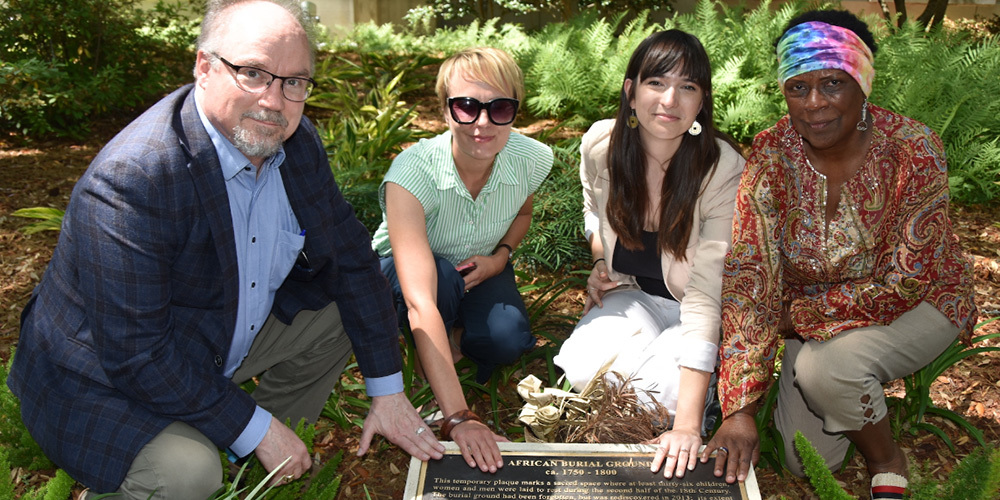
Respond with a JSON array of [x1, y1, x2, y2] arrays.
[[213, 54, 317, 102], [447, 97, 519, 126]]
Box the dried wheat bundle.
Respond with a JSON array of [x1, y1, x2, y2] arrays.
[[564, 371, 671, 444]]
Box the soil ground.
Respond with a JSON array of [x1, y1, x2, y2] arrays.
[[1, 92, 998, 499]]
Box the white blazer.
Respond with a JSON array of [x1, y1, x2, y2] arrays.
[[580, 119, 745, 371]]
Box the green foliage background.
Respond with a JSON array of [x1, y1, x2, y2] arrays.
[[320, 0, 1000, 273], [0, 0, 199, 138]]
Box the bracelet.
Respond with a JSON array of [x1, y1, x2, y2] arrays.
[[493, 243, 513, 261], [592, 258, 605, 267], [440, 409, 482, 440]]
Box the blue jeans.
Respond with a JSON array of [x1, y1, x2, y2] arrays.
[[380, 254, 535, 383]]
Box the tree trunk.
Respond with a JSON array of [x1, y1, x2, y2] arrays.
[[894, 0, 908, 27], [876, 0, 898, 30], [917, 0, 949, 29]]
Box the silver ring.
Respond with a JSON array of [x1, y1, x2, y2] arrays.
[[717, 446, 729, 454], [680, 448, 689, 453], [416, 427, 425, 435]]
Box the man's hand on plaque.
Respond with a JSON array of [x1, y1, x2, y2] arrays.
[[645, 428, 702, 479], [358, 392, 445, 461], [701, 408, 760, 484], [451, 419, 508, 473]]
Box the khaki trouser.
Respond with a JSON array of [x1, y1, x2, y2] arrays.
[[775, 301, 958, 476], [92, 302, 352, 500]]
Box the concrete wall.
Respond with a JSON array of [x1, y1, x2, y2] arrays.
[[140, 0, 999, 31], [841, 0, 1000, 20], [334, 0, 1000, 29]]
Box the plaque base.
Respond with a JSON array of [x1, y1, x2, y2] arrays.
[[404, 442, 761, 500]]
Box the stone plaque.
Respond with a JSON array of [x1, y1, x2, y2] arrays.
[[404, 442, 761, 500]]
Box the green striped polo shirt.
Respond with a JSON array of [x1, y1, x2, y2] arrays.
[[371, 131, 553, 266]]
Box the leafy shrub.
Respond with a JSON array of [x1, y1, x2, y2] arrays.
[[794, 431, 855, 500], [873, 23, 1000, 203], [910, 445, 1000, 500], [672, 0, 796, 144], [328, 17, 532, 59], [797, 430, 1000, 500], [0, 0, 199, 139], [0, 350, 54, 472], [0, 447, 14, 500], [519, 11, 658, 127], [425, 18, 534, 56], [311, 55, 435, 233], [506, 0, 798, 141], [513, 0, 1000, 202], [0, 59, 76, 138], [411, 0, 675, 23], [518, 138, 590, 271], [328, 22, 418, 54]]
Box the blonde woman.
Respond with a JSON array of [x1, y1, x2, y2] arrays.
[[371, 47, 553, 472]]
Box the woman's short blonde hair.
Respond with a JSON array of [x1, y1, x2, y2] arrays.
[[435, 47, 525, 111]]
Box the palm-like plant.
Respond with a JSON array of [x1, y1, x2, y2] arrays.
[[887, 320, 1000, 452]]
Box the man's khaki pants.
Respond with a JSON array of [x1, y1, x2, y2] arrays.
[[92, 302, 353, 500]]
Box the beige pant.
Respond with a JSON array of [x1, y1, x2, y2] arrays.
[[94, 302, 353, 500], [775, 301, 958, 476]]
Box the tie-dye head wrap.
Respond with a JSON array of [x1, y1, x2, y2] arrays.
[[776, 21, 875, 96]]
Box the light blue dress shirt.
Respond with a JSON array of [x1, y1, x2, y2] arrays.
[[195, 101, 403, 459], [196, 100, 299, 458]]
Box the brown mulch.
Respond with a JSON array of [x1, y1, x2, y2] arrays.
[[2, 98, 998, 499]]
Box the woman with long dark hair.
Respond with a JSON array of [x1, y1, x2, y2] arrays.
[[554, 29, 744, 479]]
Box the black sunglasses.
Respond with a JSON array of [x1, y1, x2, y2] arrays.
[[447, 97, 520, 126]]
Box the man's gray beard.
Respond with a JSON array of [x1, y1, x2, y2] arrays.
[[232, 110, 288, 159]]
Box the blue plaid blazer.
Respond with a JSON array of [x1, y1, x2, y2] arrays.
[[7, 85, 401, 492]]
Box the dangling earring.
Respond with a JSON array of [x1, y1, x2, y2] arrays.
[[856, 99, 869, 132], [627, 109, 639, 129], [688, 120, 702, 136]]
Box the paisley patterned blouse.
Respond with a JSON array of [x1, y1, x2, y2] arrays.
[[718, 104, 978, 417]]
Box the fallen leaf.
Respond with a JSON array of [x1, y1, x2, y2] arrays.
[[390, 462, 400, 475]]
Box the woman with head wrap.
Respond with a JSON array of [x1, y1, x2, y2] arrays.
[[699, 10, 977, 499]]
